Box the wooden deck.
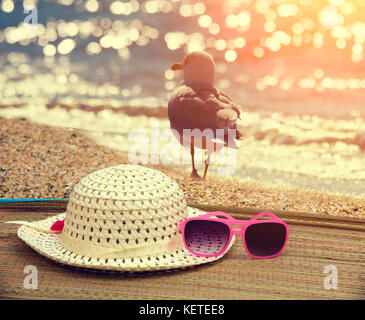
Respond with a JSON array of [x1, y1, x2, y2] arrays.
[[0, 201, 364, 299]]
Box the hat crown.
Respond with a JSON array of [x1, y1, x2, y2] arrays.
[[62, 165, 187, 252]]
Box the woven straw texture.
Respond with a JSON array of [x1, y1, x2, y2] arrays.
[[12, 165, 233, 271], [1, 200, 364, 299]]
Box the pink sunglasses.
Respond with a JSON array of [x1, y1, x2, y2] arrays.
[[180, 211, 289, 259]]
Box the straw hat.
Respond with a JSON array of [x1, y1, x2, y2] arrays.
[[14, 164, 234, 271]]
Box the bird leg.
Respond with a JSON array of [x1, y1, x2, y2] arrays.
[[203, 153, 210, 179], [190, 138, 201, 179]]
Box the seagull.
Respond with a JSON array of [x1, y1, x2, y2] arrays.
[[168, 51, 243, 179]]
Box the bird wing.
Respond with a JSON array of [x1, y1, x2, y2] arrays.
[[168, 84, 242, 139]]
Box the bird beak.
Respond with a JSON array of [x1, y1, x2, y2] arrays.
[[170, 63, 183, 71]]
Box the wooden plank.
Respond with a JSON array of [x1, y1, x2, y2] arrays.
[[1, 200, 364, 231], [190, 203, 365, 232], [0, 200, 68, 212]]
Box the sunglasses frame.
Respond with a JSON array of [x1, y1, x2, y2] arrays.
[[180, 211, 290, 259]]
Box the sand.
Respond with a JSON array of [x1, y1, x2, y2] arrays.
[[0, 116, 364, 218]]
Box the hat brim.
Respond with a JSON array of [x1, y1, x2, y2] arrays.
[[16, 207, 235, 272]]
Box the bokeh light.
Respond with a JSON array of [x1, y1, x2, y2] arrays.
[[2, 0, 14, 13], [225, 49, 237, 62], [85, 0, 98, 12], [57, 38, 76, 55]]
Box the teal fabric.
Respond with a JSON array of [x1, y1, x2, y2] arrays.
[[0, 199, 68, 203]]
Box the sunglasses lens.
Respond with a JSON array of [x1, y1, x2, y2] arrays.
[[245, 223, 287, 257], [184, 220, 230, 256]]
